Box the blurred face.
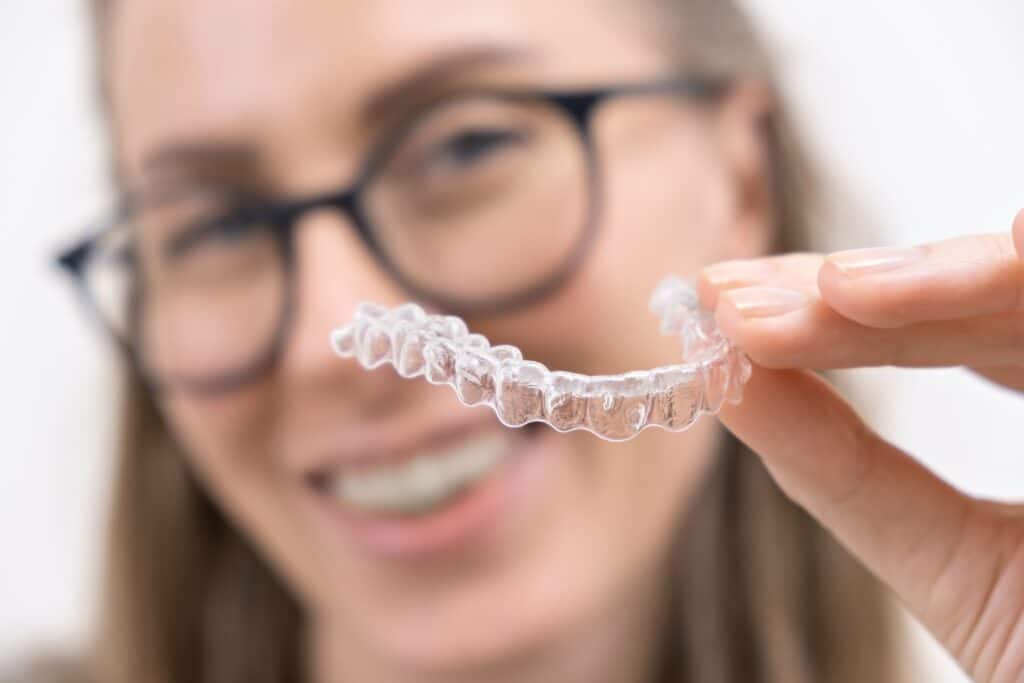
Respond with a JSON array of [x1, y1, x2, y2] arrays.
[[107, 0, 771, 679]]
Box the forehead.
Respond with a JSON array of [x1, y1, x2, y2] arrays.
[[107, 0, 668, 175]]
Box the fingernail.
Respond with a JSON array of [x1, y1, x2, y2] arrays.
[[701, 259, 773, 289], [827, 246, 924, 277], [722, 287, 808, 318]]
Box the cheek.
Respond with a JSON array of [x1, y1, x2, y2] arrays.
[[599, 103, 733, 276], [160, 389, 282, 548], [163, 385, 275, 478], [159, 386, 334, 605], [591, 419, 720, 552], [566, 107, 732, 370], [507, 101, 729, 558], [161, 387, 295, 545], [160, 381, 293, 542], [473, 110, 731, 382], [518, 139, 724, 377]]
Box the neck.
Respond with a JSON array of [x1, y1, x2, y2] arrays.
[[310, 557, 674, 683]]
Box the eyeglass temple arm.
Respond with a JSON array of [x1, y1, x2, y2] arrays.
[[54, 237, 94, 276]]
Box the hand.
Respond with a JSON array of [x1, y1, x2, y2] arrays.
[[697, 210, 1024, 683]]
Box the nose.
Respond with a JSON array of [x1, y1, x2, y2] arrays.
[[276, 208, 411, 416]]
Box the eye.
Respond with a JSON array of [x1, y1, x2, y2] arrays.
[[423, 127, 529, 175], [163, 207, 265, 261]]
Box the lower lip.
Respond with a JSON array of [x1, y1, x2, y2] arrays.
[[312, 426, 553, 560]]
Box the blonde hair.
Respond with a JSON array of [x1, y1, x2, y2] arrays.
[[83, 1, 896, 682]]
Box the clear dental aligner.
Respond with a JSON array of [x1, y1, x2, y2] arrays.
[[330, 276, 751, 442]]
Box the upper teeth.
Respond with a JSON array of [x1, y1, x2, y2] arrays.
[[331, 432, 512, 514]]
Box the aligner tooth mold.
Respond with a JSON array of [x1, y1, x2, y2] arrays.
[[329, 275, 751, 442]]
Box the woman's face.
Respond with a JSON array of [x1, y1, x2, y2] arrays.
[[108, 0, 771, 676]]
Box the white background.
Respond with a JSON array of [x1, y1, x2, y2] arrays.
[[1, 1, 1021, 679]]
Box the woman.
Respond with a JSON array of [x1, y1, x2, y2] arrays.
[[48, 0, 1024, 681]]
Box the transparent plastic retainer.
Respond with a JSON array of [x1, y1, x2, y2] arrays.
[[330, 276, 751, 442]]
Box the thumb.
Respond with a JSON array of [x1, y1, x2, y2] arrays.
[[717, 367, 995, 659]]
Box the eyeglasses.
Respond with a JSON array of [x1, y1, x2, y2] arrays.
[[55, 75, 725, 395]]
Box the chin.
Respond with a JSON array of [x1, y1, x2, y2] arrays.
[[360, 575, 604, 675]]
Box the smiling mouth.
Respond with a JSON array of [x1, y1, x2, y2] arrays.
[[308, 423, 542, 517]]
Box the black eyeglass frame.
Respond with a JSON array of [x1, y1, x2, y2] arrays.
[[55, 74, 727, 395]]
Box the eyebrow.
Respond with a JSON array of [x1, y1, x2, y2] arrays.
[[136, 45, 532, 187], [140, 142, 259, 178], [361, 45, 532, 126]]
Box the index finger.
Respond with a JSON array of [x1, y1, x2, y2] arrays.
[[817, 212, 1024, 329]]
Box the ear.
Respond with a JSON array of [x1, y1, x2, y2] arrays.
[[713, 80, 777, 261]]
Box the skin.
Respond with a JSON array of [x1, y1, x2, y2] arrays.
[[698, 209, 1024, 682], [106, 2, 774, 682], [102, 0, 1024, 680]]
